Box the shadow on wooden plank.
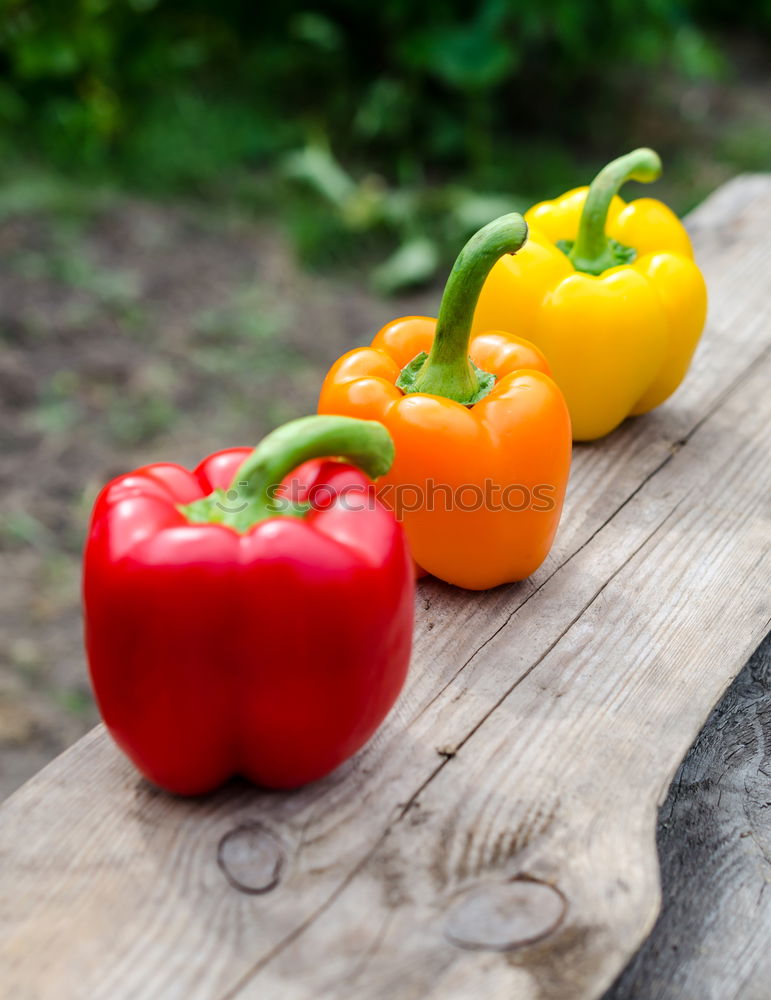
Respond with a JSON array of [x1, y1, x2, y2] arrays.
[[604, 629, 771, 1000]]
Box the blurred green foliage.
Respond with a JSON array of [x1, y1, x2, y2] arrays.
[[0, 0, 758, 182], [0, 1, 769, 287]]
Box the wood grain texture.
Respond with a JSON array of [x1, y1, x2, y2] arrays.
[[603, 630, 771, 1000], [1, 174, 770, 1000]]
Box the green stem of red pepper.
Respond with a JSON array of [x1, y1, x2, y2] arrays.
[[565, 148, 662, 276], [180, 415, 394, 533], [396, 213, 529, 405]]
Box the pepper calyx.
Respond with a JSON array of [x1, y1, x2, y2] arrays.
[[178, 415, 394, 533], [556, 237, 637, 276], [396, 351, 496, 406]]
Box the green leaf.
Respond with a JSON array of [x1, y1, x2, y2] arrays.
[[283, 146, 356, 208], [372, 237, 440, 295]]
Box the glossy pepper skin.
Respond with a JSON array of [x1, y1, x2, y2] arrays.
[[472, 149, 708, 441], [319, 215, 572, 591], [83, 416, 414, 795]]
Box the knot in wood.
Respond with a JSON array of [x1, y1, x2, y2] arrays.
[[217, 822, 284, 894], [445, 878, 566, 951]]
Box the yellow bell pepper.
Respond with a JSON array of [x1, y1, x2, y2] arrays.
[[471, 149, 708, 441]]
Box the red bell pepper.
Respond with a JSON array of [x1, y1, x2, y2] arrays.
[[83, 416, 414, 795]]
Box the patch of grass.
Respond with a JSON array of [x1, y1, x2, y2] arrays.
[[190, 286, 302, 383], [10, 240, 140, 315], [0, 170, 112, 223], [106, 390, 178, 447], [53, 687, 94, 718], [30, 371, 82, 436], [0, 511, 54, 550], [193, 287, 293, 344], [718, 121, 771, 172], [265, 397, 308, 429]]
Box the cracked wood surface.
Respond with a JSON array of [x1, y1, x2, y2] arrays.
[[0, 174, 770, 1000], [603, 632, 771, 1000]]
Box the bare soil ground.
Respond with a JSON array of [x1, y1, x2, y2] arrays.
[[0, 193, 434, 800]]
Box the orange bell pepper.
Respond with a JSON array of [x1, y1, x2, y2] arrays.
[[319, 214, 572, 590]]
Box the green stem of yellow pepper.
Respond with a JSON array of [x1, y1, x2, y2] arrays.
[[568, 148, 662, 276], [396, 213, 529, 405]]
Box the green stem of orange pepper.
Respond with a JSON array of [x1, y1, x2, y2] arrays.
[[567, 148, 662, 276], [396, 213, 529, 405]]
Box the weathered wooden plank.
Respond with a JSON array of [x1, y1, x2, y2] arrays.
[[221, 344, 771, 1000], [603, 631, 771, 1000], [0, 174, 769, 1000]]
